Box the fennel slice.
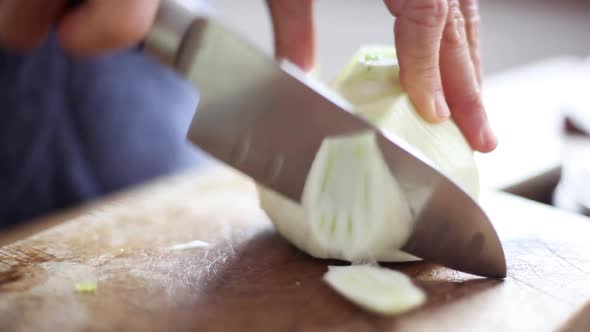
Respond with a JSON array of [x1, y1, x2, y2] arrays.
[[323, 264, 426, 315]]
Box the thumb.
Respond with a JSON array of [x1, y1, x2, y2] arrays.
[[266, 0, 315, 72]]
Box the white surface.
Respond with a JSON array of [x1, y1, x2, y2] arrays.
[[476, 57, 583, 190]]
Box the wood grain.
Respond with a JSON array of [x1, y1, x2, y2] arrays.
[[0, 165, 589, 332]]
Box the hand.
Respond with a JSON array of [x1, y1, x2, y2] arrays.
[[0, 0, 159, 57], [266, 0, 497, 153]]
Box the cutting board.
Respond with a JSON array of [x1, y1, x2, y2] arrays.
[[1, 165, 590, 332]]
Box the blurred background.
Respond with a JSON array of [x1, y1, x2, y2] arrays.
[[211, 0, 590, 79], [212, 0, 590, 215]]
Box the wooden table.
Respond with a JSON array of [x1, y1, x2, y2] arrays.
[[1, 165, 590, 331]]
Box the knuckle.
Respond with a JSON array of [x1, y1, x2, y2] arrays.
[[442, 1, 467, 47], [465, 9, 480, 27], [402, 0, 448, 29], [448, 0, 464, 23], [449, 88, 481, 111], [461, 0, 481, 25], [460, 0, 481, 45], [466, 19, 481, 47], [401, 52, 439, 74], [399, 60, 440, 89]]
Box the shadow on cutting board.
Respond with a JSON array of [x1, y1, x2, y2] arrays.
[[165, 230, 502, 331]]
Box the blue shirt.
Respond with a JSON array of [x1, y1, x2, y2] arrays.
[[0, 32, 206, 227]]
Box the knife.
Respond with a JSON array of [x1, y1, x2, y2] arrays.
[[143, 0, 506, 278]]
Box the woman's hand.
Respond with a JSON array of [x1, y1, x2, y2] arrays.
[[266, 0, 497, 152]]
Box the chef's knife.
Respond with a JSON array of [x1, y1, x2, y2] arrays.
[[143, 0, 506, 278]]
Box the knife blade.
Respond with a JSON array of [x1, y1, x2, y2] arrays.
[[144, 0, 506, 278]]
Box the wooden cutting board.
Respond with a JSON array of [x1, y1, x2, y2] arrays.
[[1, 165, 590, 332]]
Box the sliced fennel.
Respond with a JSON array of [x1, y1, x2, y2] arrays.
[[168, 240, 209, 251], [302, 132, 413, 263], [323, 265, 425, 315], [258, 45, 479, 263], [258, 132, 414, 263], [75, 282, 97, 294], [330, 46, 479, 199]]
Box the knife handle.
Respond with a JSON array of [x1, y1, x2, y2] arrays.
[[143, 0, 213, 72]]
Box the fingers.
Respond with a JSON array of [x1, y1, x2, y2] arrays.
[[266, 0, 315, 72], [58, 0, 160, 57], [439, 0, 496, 152], [0, 0, 159, 56], [459, 0, 482, 84], [384, 0, 450, 123], [0, 0, 67, 51], [386, 0, 495, 152]]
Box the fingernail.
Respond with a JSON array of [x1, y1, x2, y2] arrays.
[[434, 93, 451, 119], [479, 123, 498, 151]]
